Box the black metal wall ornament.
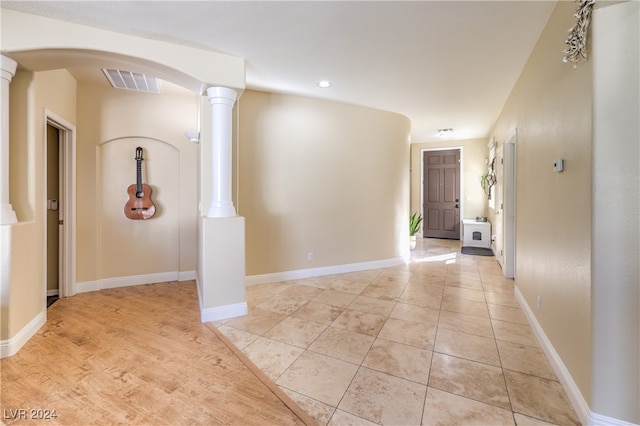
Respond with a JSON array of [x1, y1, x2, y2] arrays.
[[480, 158, 497, 200]]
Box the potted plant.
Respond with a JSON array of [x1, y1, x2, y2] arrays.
[[409, 211, 423, 249]]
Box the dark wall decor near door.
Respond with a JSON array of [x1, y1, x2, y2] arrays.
[[423, 149, 461, 239]]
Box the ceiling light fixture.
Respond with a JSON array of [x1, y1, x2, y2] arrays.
[[438, 128, 454, 137], [317, 80, 331, 88]]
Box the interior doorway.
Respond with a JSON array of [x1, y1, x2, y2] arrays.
[[493, 133, 516, 278], [422, 149, 461, 239], [46, 124, 61, 307], [45, 110, 76, 304]]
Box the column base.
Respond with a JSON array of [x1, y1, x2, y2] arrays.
[[206, 203, 236, 218], [198, 216, 246, 322], [1, 224, 13, 346]]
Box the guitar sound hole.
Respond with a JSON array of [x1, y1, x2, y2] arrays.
[[136, 191, 144, 198]]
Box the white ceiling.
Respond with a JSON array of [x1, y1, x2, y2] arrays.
[[1, 1, 558, 142]]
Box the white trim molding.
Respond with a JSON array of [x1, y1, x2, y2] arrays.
[[178, 270, 196, 281], [245, 256, 406, 286], [0, 310, 46, 358], [589, 412, 640, 426], [515, 286, 639, 426], [76, 270, 196, 293], [199, 301, 247, 323], [515, 286, 590, 424], [194, 275, 247, 323]]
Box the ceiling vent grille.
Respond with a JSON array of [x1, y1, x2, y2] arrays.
[[102, 69, 162, 93]]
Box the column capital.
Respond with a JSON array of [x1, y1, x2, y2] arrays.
[[1, 56, 18, 83], [206, 86, 237, 106]]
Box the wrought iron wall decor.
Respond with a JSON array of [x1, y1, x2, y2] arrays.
[[480, 158, 497, 200]]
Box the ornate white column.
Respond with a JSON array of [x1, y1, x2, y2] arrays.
[[206, 86, 237, 218], [1, 55, 17, 356], [198, 86, 246, 323], [0, 56, 17, 225]]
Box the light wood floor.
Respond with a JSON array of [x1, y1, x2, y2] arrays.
[[1, 281, 315, 425]]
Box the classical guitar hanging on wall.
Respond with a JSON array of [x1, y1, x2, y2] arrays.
[[124, 147, 156, 220]]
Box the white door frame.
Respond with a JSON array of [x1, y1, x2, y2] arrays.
[[44, 110, 76, 299], [494, 143, 504, 263], [502, 131, 517, 278]]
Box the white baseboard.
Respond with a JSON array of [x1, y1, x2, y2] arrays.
[[515, 286, 590, 425], [515, 287, 639, 426], [589, 411, 639, 426], [47, 289, 59, 297], [76, 270, 196, 293], [178, 270, 196, 281], [245, 256, 406, 286], [200, 302, 248, 323], [194, 275, 248, 323], [0, 310, 46, 358]]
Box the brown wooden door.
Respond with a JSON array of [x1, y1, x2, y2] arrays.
[[423, 149, 461, 239], [46, 124, 60, 298]]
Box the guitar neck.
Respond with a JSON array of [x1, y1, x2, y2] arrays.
[[136, 158, 143, 194]]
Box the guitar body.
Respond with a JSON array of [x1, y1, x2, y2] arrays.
[[124, 183, 156, 220], [124, 147, 156, 220]]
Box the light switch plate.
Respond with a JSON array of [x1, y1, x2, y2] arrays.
[[553, 159, 564, 172]]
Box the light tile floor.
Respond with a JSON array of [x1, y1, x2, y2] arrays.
[[214, 238, 580, 425]]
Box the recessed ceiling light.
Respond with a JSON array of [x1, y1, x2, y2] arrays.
[[317, 80, 331, 88]]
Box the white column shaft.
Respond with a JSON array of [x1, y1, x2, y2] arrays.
[[206, 87, 237, 218], [0, 56, 18, 225]]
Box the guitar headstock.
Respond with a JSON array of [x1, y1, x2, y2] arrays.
[[135, 147, 144, 161]]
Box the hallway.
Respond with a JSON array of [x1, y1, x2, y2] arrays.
[[216, 238, 580, 425]]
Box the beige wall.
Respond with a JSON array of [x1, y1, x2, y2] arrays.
[[410, 138, 489, 227], [76, 82, 199, 282], [238, 90, 411, 276], [6, 69, 77, 338], [489, 0, 592, 402]]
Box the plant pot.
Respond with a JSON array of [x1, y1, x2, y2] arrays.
[[410, 235, 417, 250]]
